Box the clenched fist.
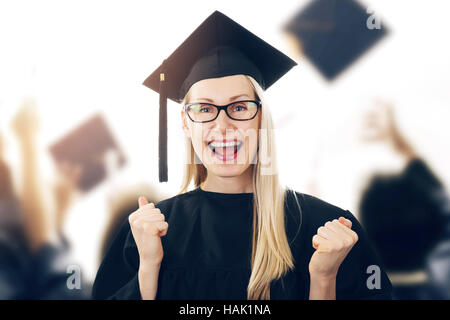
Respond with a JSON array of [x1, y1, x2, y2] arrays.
[[128, 196, 169, 265], [309, 217, 358, 278]]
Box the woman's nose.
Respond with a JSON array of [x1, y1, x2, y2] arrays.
[[213, 108, 233, 129]]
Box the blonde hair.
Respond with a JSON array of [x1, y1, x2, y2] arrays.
[[179, 75, 300, 300]]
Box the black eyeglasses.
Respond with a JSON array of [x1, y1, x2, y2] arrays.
[[184, 100, 261, 123]]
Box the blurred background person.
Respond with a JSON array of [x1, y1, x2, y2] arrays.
[[0, 119, 30, 299], [0, 100, 90, 299], [358, 100, 450, 299]]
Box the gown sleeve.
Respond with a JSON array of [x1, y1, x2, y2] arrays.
[[92, 220, 141, 300], [335, 210, 393, 300], [0, 234, 28, 299], [405, 158, 444, 190], [403, 158, 448, 210]]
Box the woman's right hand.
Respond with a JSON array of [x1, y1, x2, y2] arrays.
[[128, 196, 169, 266]]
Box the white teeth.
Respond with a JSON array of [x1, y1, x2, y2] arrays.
[[209, 141, 241, 148]]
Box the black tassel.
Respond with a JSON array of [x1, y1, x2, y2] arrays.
[[159, 64, 168, 182]]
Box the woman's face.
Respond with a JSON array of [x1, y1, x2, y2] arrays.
[[182, 74, 260, 179]]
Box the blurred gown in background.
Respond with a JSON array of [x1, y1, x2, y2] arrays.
[[0, 161, 90, 299], [360, 158, 450, 299]]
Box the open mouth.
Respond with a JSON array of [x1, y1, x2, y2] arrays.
[[208, 140, 243, 162]]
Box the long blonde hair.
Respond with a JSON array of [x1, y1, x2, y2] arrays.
[[179, 75, 300, 300]]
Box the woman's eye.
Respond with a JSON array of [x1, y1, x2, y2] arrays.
[[190, 104, 212, 113], [200, 106, 213, 113], [232, 104, 247, 112]]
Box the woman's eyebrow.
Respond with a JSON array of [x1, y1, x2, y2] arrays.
[[195, 94, 250, 103], [228, 94, 250, 101]]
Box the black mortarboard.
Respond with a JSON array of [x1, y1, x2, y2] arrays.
[[49, 113, 126, 191], [284, 0, 388, 80], [143, 10, 297, 182]]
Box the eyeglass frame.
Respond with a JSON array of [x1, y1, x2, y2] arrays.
[[184, 100, 262, 123]]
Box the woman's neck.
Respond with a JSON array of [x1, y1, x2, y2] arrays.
[[200, 167, 253, 194]]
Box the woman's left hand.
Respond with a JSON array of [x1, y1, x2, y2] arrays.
[[309, 217, 359, 279]]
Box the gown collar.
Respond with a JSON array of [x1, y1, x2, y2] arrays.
[[195, 186, 254, 208]]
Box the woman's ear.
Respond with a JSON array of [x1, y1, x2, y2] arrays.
[[181, 110, 191, 138]]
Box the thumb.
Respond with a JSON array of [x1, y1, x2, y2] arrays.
[[138, 196, 148, 208]]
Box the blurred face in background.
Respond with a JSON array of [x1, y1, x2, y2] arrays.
[[182, 75, 261, 179]]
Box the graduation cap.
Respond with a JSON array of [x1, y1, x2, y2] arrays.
[[143, 10, 297, 182], [284, 0, 388, 80], [49, 113, 126, 192]]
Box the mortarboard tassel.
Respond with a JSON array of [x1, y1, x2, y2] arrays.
[[158, 63, 168, 182]]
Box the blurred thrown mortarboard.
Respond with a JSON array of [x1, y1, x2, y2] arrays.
[[143, 10, 297, 182], [49, 113, 126, 191], [284, 0, 388, 80]]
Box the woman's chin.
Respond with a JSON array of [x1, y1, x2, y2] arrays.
[[204, 163, 250, 178]]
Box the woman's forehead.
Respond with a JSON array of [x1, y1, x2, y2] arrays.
[[189, 75, 255, 102]]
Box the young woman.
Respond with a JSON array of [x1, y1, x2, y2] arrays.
[[92, 11, 392, 300]]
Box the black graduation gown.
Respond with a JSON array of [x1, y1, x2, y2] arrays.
[[360, 158, 450, 299], [0, 198, 91, 299], [360, 158, 448, 271], [92, 188, 392, 300]]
